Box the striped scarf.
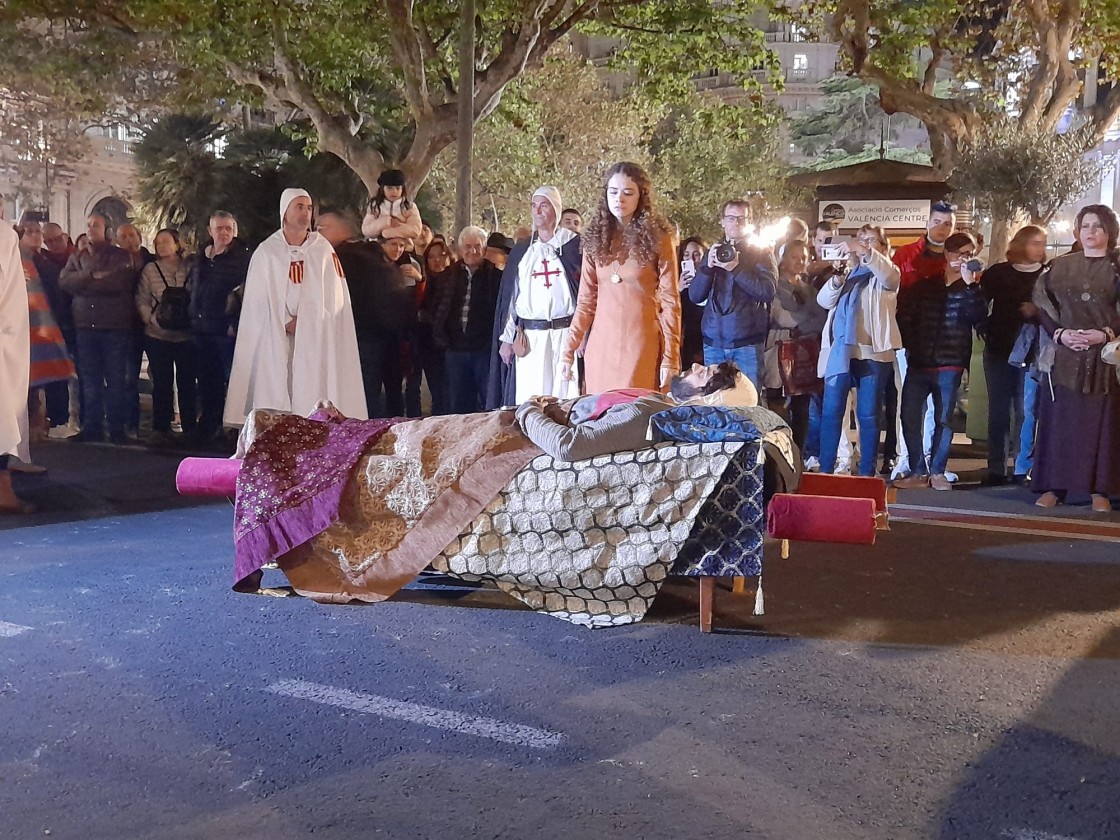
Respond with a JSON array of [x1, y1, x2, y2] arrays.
[[22, 254, 75, 388]]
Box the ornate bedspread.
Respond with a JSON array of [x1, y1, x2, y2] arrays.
[[278, 411, 541, 603], [429, 440, 764, 628]]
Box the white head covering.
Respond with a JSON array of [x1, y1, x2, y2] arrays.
[[280, 188, 312, 226], [532, 186, 563, 228]]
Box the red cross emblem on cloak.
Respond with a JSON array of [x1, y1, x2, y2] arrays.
[[531, 258, 561, 289]]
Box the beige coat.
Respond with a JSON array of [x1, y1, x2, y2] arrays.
[[1, 222, 29, 461]]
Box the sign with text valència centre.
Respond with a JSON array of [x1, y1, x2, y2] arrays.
[[819, 199, 931, 228]]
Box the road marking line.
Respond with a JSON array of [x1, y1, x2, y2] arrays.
[[0, 620, 32, 637], [266, 678, 564, 750], [1002, 829, 1082, 840]]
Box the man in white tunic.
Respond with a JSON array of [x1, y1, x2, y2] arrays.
[[486, 186, 581, 409], [1, 215, 32, 513], [224, 189, 366, 425]]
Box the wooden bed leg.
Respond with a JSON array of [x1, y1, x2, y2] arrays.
[[781, 539, 790, 559], [732, 576, 747, 595], [699, 576, 715, 633]]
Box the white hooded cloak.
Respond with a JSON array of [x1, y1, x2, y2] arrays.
[[1, 221, 29, 461], [224, 189, 367, 425]]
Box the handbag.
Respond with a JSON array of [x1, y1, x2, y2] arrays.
[[511, 323, 531, 358], [777, 332, 823, 396]]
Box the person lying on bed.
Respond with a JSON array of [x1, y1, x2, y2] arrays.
[[515, 361, 763, 461]]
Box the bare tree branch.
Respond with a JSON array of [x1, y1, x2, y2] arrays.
[[1087, 82, 1120, 147], [224, 28, 386, 193], [383, 0, 433, 117]]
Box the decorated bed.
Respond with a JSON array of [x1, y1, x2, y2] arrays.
[[185, 405, 773, 630]]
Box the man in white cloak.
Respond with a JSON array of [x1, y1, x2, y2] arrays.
[[1, 214, 32, 513], [486, 186, 581, 409], [224, 189, 367, 425]]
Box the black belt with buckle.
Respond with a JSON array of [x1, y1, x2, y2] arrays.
[[520, 316, 573, 331]]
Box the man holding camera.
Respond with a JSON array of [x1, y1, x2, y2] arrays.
[[688, 200, 777, 391]]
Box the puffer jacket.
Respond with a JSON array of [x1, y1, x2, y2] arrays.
[[897, 276, 987, 369], [59, 243, 140, 331]]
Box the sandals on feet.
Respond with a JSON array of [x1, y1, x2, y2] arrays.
[[1035, 492, 1061, 509]]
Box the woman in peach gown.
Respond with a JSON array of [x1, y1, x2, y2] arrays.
[[560, 162, 681, 393]]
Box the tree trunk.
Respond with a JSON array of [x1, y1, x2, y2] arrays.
[[455, 0, 476, 233], [987, 214, 1025, 265]]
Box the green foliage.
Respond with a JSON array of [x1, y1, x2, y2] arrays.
[[949, 119, 1113, 225], [133, 115, 368, 246], [0, 90, 91, 209], [788, 0, 1120, 236], [789, 75, 895, 157], [794, 145, 932, 172], [587, 0, 782, 105], [134, 114, 226, 241], [1, 0, 782, 191], [425, 51, 654, 232], [652, 96, 801, 241], [423, 51, 796, 240]]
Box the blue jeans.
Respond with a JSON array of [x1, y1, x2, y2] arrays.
[[984, 351, 1039, 477], [445, 350, 490, 414], [789, 392, 822, 458], [820, 359, 893, 476], [703, 343, 764, 392], [902, 367, 963, 476], [75, 329, 132, 440]]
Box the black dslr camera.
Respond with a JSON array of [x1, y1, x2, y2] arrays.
[[714, 240, 738, 263]]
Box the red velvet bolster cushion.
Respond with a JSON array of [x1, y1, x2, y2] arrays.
[[797, 473, 888, 512], [767, 493, 878, 544]]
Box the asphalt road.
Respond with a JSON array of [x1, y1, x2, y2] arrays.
[[2, 441, 1120, 839]]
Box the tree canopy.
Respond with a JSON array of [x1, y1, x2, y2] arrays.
[[133, 115, 370, 247], [422, 49, 797, 241], [789, 75, 894, 158], [793, 0, 1120, 173], [949, 119, 1113, 227], [0, 0, 781, 197]]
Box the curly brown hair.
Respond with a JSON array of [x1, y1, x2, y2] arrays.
[[581, 162, 674, 265]]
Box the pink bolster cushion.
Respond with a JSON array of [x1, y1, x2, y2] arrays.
[[176, 457, 242, 497], [767, 493, 878, 544]]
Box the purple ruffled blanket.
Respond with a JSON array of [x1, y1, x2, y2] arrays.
[[233, 410, 397, 586]]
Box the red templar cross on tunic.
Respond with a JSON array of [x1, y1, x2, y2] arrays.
[[531, 258, 562, 289]]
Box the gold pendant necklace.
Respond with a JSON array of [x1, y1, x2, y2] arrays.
[[609, 260, 622, 284]]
